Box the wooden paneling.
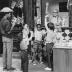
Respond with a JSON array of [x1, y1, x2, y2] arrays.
[[53, 48, 72, 72], [69, 5, 72, 27], [68, 50, 72, 72], [53, 49, 67, 72]]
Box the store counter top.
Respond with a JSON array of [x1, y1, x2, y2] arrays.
[[54, 41, 72, 49]]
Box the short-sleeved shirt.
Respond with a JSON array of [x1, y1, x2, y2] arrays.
[[34, 30, 43, 41], [45, 29, 56, 44]]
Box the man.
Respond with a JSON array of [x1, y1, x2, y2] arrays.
[[50, 9, 63, 31], [0, 11, 15, 71]]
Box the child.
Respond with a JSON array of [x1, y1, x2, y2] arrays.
[[32, 24, 43, 65], [44, 16, 56, 71], [20, 24, 33, 72]]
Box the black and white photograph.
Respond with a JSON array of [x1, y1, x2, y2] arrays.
[[0, 0, 71, 72]]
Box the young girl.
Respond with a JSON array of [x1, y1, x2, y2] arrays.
[[20, 24, 33, 72]]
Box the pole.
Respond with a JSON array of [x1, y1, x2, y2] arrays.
[[41, 0, 46, 27]]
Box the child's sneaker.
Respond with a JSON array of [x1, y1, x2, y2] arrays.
[[40, 61, 43, 64], [33, 63, 37, 65], [29, 60, 32, 64], [33, 61, 37, 65], [44, 67, 51, 71]]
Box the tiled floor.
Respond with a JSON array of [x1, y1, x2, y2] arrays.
[[0, 53, 52, 72]]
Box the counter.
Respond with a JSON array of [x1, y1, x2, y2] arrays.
[[53, 46, 72, 72]]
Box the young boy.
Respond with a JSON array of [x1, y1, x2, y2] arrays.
[[44, 16, 56, 71], [32, 24, 43, 65]]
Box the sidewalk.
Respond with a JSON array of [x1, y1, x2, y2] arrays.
[[0, 53, 52, 72]]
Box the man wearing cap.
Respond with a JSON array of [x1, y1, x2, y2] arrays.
[[0, 8, 15, 71], [50, 9, 63, 31]]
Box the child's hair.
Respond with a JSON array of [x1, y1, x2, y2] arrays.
[[36, 24, 41, 27], [47, 22, 55, 31], [41, 27, 46, 30]]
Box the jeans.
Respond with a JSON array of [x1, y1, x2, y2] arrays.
[[21, 50, 28, 72], [2, 36, 13, 69], [46, 43, 54, 69]]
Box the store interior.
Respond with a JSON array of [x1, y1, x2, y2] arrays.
[[0, 0, 71, 52]]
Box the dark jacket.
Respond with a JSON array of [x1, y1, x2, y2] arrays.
[[0, 16, 12, 38]]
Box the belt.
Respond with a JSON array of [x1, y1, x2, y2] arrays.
[[20, 49, 27, 52], [46, 42, 53, 44], [22, 38, 26, 39]]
